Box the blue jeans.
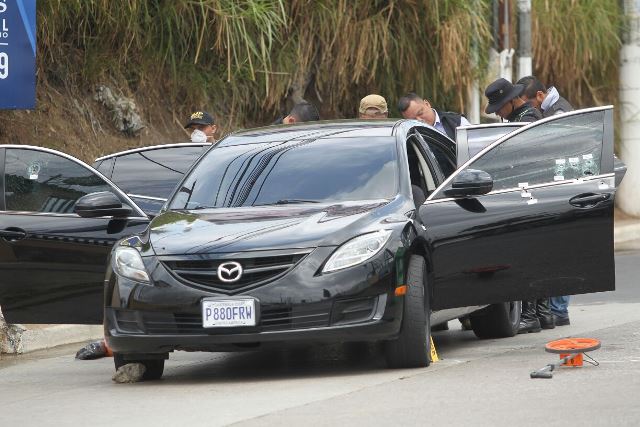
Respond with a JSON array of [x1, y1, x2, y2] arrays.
[[550, 296, 569, 317]]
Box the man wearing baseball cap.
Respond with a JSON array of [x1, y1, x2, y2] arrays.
[[358, 94, 389, 119], [184, 110, 217, 142], [484, 78, 541, 122]]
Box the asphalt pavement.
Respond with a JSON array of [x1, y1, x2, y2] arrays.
[[1, 251, 639, 426]]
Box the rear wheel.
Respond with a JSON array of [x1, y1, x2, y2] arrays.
[[470, 301, 521, 339], [114, 353, 166, 381], [385, 255, 431, 369]]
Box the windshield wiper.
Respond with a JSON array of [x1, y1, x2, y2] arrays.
[[256, 199, 321, 206]]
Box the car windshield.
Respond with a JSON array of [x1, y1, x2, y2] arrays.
[[169, 137, 398, 209]]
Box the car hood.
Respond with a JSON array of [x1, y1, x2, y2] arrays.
[[147, 200, 394, 255]]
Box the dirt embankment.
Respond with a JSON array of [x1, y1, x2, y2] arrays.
[[0, 80, 193, 164]]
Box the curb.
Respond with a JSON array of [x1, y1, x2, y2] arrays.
[[615, 223, 640, 243], [614, 221, 640, 251], [2, 324, 103, 354]]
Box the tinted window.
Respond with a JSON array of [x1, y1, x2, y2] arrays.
[[170, 137, 398, 209], [4, 149, 113, 213], [129, 196, 165, 215], [464, 126, 522, 157], [110, 146, 207, 199], [94, 157, 115, 178], [456, 112, 603, 192]]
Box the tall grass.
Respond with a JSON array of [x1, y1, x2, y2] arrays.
[[532, 0, 622, 107], [35, 0, 622, 130]]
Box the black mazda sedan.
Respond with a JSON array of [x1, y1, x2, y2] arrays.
[[0, 107, 620, 380]]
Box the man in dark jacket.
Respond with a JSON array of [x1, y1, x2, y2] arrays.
[[484, 78, 553, 334], [398, 93, 470, 140], [517, 75, 573, 118], [484, 78, 542, 122], [517, 76, 574, 327]]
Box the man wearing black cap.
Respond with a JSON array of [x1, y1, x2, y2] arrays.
[[484, 78, 553, 334], [185, 111, 217, 143], [484, 78, 541, 122]]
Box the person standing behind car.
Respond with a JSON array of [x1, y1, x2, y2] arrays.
[[517, 75, 574, 118], [358, 94, 389, 119], [397, 93, 471, 140], [484, 78, 541, 123], [185, 111, 217, 143], [484, 78, 553, 334], [273, 101, 320, 124], [517, 75, 574, 327]]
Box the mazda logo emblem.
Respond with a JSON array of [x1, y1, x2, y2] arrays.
[[217, 261, 243, 283]]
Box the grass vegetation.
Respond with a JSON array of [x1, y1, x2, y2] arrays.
[[36, 0, 494, 129], [532, 0, 622, 107]]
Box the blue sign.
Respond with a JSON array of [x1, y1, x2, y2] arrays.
[[0, 0, 36, 110]]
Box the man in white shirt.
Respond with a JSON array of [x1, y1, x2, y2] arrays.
[[398, 93, 470, 139]]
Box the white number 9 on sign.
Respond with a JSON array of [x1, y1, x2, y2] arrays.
[[0, 53, 7, 79]]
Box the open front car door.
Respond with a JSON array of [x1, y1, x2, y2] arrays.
[[420, 107, 616, 310], [0, 146, 150, 324]]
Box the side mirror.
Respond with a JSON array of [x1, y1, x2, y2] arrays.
[[444, 169, 493, 198], [74, 192, 132, 218]]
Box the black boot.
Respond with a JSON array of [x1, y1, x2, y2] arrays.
[[536, 298, 555, 329], [518, 300, 541, 334]]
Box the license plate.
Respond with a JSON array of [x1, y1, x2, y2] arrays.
[[202, 298, 257, 328]]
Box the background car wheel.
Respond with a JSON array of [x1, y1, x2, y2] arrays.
[[470, 301, 522, 338], [114, 353, 165, 381], [385, 255, 431, 369]]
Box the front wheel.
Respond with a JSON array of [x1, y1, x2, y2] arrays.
[[385, 255, 431, 369], [114, 353, 166, 381]]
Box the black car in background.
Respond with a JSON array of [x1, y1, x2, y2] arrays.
[[93, 142, 211, 215], [0, 107, 620, 380]]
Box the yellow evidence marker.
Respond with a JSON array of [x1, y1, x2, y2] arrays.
[[430, 336, 439, 362]]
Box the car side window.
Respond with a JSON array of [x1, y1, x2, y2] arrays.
[[417, 130, 456, 178], [94, 157, 115, 179], [110, 146, 207, 199], [442, 111, 604, 195], [4, 148, 114, 213]]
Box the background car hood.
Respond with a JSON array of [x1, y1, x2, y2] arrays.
[[148, 200, 393, 255]]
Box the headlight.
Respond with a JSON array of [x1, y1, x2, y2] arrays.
[[323, 230, 392, 273], [113, 246, 150, 283]]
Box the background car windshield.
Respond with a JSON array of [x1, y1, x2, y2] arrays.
[[169, 137, 398, 209]]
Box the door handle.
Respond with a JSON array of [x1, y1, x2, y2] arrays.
[[569, 193, 610, 208], [0, 228, 27, 241]]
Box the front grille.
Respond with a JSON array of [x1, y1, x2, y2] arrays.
[[161, 252, 308, 292], [136, 303, 331, 334]]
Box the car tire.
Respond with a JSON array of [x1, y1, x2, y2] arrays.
[[385, 255, 431, 369], [470, 301, 522, 339], [114, 353, 165, 381]]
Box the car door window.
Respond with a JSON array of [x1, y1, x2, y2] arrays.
[[436, 111, 604, 196], [417, 130, 456, 178], [110, 146, 207, 200], [4, 148, 114, 213], [456, 124, 524, 166], [407, 138, 436, 194], [94, 157, 115, 179]]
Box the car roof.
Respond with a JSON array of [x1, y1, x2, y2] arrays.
[[217, 119, 407, 146]]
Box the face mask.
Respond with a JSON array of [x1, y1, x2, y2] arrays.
[[191, 129, 208, 143]]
